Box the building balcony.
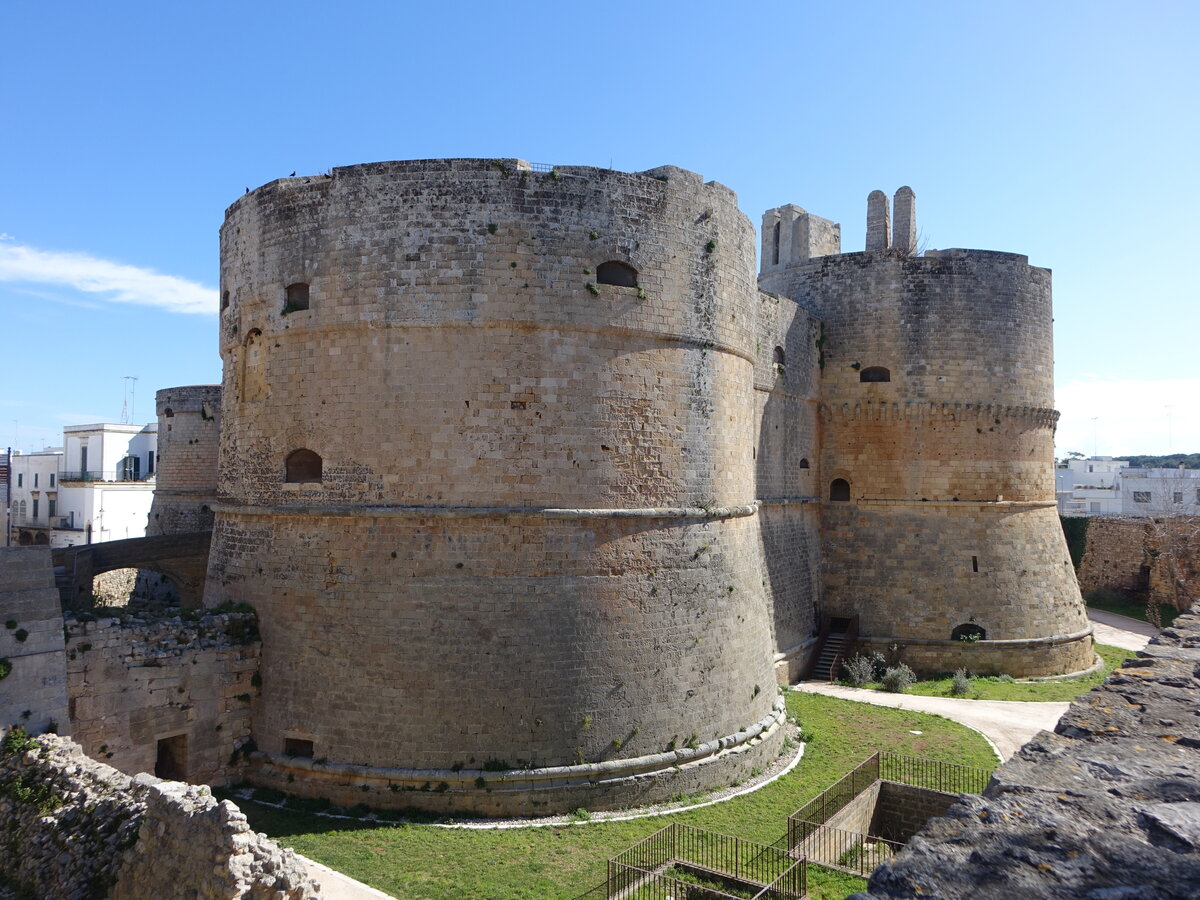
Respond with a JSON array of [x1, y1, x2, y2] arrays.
[[60, 470, 104, 482]]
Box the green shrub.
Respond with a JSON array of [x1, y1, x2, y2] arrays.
[[841, 651, 885, 687], [880, 663, 916, 693], [950, 668, 971, 696]]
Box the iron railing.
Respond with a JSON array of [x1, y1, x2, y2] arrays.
[[607, 823, 805, 899], [787, 752, 992, 853], [788, 821, 903, 877], [59, 470, 103, 482]]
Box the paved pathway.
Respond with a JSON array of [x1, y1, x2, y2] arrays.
[[1088, 608, 1157, 652], [298, 855, 398, 900]]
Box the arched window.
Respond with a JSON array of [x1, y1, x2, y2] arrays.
[[285, 449, 322, 484], [773, 346, 786, 367], [829, 479, 850, 502], [772, 221, 781, 266], [799, 458, 810, 469], [951, 623, 986, 642], [221, 290, 230, 311], [284, 282, 310, 312], [860, 366, 891, 383], [163, 407, 174, 418], [596, 261, 638, 288]]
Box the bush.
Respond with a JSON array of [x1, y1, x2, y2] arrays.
[[841, 651, 886, 687], [880, 663, 916, 694], [950, 668, 971, 696]]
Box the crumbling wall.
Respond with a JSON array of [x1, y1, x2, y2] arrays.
[[65, 610, 259, 785], [0, 732, 319, 899], [1078, 514, 1200, 611], [852, 606, 1200, 899], [0, 547, 68, 736]]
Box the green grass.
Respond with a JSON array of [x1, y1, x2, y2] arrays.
[[221, 693, 997, 900], [1087, 592, 1178, 628], [859, 643, 1132, 702]]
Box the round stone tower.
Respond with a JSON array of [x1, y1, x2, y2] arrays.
[[206, 159, 785, 814], [147, 385, 222, 536], [766, 240, 1092, 676]]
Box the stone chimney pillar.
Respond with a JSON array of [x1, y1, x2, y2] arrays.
[[893, 186, 917, 254], [866, 190, 890, 251]]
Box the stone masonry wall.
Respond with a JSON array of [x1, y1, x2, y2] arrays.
[[208, 159, 784, 813], [148, 385, 222, 536], [853, 606, 1200, 899], [65, 610, 259, 786], [1078, 514, 1200, 611], [0, 732, 318, 899], [0, 547, 68, 736], [869, 782, 958, 843]]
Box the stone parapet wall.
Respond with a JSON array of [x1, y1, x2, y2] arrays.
[[0, 733, 318, 899], [65, 610, 259, 785], [852, 606, 1200, 899], [0, 547, 68, 736]]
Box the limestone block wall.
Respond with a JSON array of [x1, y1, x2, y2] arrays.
[[0, 733, 318, 899], [207, 159, 784, 813], [761, 246, 1089, 676], [64, 610, 259, 785], [853, 607, 1200, 899], [869, 782, 958, 843], [1078, 514, 1200, 611], [148, 385, 221, 535], [0, 547, 68, 736], [754, 290, 823, 677]]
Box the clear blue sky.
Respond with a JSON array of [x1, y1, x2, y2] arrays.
[[2, 0, 1196, 458]]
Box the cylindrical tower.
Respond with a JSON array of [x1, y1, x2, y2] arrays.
[[206, 159, 785, 814], [147, 385, 222, 535], [774, 247, 1092, 676]]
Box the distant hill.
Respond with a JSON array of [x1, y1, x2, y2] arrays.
[[1124, 453, 1200, 469]]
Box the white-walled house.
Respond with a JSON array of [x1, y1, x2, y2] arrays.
[[8, 423, 157, 547], [1056, 456, 1200, 516], [1120, 467, 1200, 516]]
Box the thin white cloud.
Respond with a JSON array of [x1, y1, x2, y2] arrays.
[[0, 242, 216, 315]]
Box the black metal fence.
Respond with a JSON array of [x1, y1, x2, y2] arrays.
[[607, 823, 806, 899], [879, 752, 992, 795], [787, 821, 903, 878]]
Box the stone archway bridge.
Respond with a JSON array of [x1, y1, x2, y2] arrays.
[[52, 532, 212, 610]]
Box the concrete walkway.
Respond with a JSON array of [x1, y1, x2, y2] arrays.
[[1088, 608, 1158, 652], [791, 682, 1068, 761], [298, 855, 398, 900]]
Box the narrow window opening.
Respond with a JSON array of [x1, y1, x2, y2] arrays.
[[164, 407, 174, 418], [799, 458, 810, 469], [860, 366, 891, 383], [221, 290, 230, 310], [773, 346, 786, 367], [772, 221, 781, 266], [147, 451, 154, 476], [951, 623, 986, 642], [49, 473, 55, 487], [285, 448, 323, 484], [155, 734, 188, 781], [284, 282, 310, 312], [596, 261, 638, 288], [284, 738, 314, 759], [971, 555, 979, 572], [829, 478, 850, 502]]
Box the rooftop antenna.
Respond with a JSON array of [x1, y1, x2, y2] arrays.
[[121, 376, 138, 424]]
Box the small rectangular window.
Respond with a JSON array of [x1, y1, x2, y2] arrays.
[[1133, 491, 1151, 503], [48, 498, 56, 518], [971, 555, 979, 573], [1173, 492, 1183, 504], [49, 473, 55, 487], [16, 473, 21, 487], [284, 738, 314, 758], [148, 451, 155, 476], [33, 473, 38, 487], [32, 498, 39, 518]]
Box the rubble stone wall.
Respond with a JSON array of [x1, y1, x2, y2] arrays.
[[65, 611, 259, 785], [1078, 514, 1200, 611], [0, 733, 318, 899], [853, 606, 1200, 899], [0, 547, 68, 736]]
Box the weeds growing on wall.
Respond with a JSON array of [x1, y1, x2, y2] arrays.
[[1060, 516, 1089, 570]]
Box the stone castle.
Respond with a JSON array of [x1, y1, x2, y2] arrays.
[[151, 157, 1090, 815]]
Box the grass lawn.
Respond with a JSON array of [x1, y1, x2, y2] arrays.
[[1087, 594, 1178, 628], [223, 693, 997, 900], [855, 643, 1133, 702]]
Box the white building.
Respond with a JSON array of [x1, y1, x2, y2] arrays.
[[8, 423, 157, 547], [1056, 455, 1200, 516]]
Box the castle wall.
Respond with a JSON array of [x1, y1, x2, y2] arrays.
[[64, 611, 259, 786], [1077, 514, 1200, 611], [764, 248, 1090, 676], [207, 159, 785, 813], [0, 547, 69, 736], [147, 385, 221, 536]]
